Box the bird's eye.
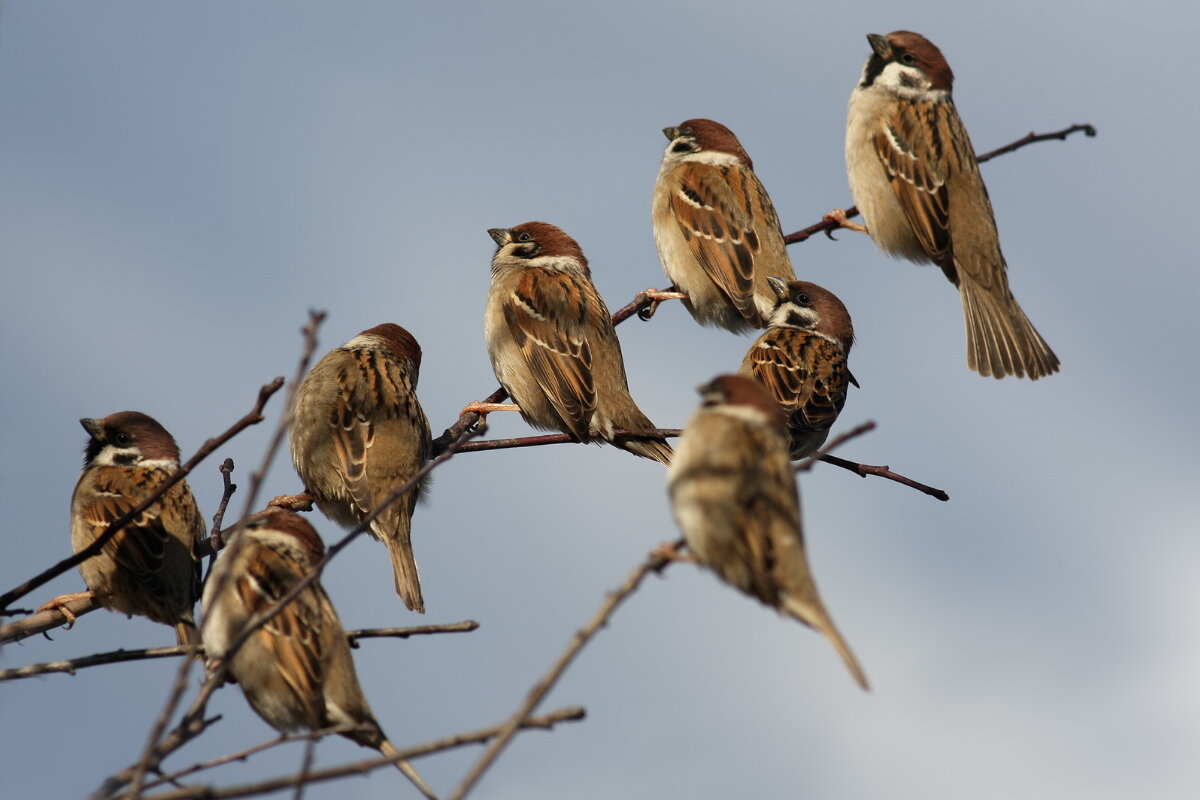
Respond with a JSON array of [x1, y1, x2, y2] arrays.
[[899, 52, 917, 66], [517, 232, 532, 242], [114, 432, 132, 446], [797, 293, 811, 305]]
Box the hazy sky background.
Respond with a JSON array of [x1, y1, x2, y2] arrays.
[[2, 2, 1196, 798]]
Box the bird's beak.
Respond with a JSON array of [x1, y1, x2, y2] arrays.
[[766, 276, 789, 299], [79, 418, 104, 440], [488, 228, 512, 247], [662, 126, 680, 141], [867, 33, 892, 60]]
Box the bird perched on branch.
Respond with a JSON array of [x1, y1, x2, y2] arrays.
[[290, 323, 432, 613], [740, 278, 857, 459], [40, 411, 202, 644], [651, 118, 797, 332], [201, 509, 435, 798], [667, 376, 868, 690], [468, 221, 673, 465], [839, 30, 1059, 379]]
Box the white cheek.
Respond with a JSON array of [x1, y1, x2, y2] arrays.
[[663, 148, 742, 169], [872, 63, 946, 102]]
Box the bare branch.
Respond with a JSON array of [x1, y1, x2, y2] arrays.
[[788, 420, 950, 501], [818, 454, 950, 502], [205, 459, 238, 563], [0, 622, 479, 682], [783, 123, 1096, 244], [0, 379, 285, 613], [456, 428, 682, 454], [345, 620, 479, 645], [448, 550, 673, 800], [138, 707, 586, 800]]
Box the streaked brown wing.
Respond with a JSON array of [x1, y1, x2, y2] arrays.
[[235, 545, 326, 725], [873, 100, 953, 268], [669, 162, 770, 321], [81, 477, 176, 592], [746, 331, 850, 435], [502, 268, 597, 439]]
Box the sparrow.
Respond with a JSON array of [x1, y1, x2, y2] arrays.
[[289, 323, 432, 613], [39, 412, 203, 644], [201, 509, 435, 798], [842, 30, 1059, 379], [472, 221, 673, 465], [739, 278, 858, 459], [667, 375, 868, 690], [651, 118, 797, 332]]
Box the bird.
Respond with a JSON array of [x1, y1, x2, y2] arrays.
[[469, 221, 673, 465], [651, 118, 797, 332], [739, 278, 857, 459], [39, 411, 203, 644], [200, 509, 435, 799], [841, 30, 1059, 379], [667, 375, 868, 689], [289, 323, 432, 613]]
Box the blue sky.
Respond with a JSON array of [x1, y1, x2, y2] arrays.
[[2, 2, 1197, 798]]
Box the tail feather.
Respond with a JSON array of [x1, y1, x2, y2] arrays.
[[379, 739, 438, 800], [617, 438, 673, 465], [959, 277, 1059, 380], [381, 528, 425, 614], [784, 597, 870, 691]]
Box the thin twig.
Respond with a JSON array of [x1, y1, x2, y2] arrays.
[[783, 123, 1096, 244], [456, 428, 683, 454], [448, 550, 672, 800], [127, 655, 199, 796], [818, 454, 950, 502], [292, 739, 317, 800], [0, 380, 284, 613], [140, 726, 362, 792], [0, 622, 479, 682], [205, 459, 238, 565], [794, 421, 878, 471], [788, 420, 950, 501], [346, 620, 479, 645], [139, 707, 587, 800]]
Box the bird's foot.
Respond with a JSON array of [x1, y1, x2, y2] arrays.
[[822, 208, 869, 236], [36, 591, 93, 629], [636, 288, 688, 320]]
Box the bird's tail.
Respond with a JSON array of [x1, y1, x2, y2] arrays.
[[380, 523, 425, 614], [174, 616, 202, 651], [608, 410, 673, 465], [959, 276, 1060, 380], [783, 596, 870, 691], [379, 739, 438, 799]]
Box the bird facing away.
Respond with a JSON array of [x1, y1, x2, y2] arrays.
[[201, 509, 435, 799], [667, 376, 868, 690], [843, 30, 1059, 379], [41, 411, 203, 644], [740, 278, 858, 459], [474, 221, 673, 465], [290, 323, 432, 613], [652, 118, 797, 332]]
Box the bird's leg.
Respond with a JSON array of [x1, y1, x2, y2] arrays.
[[36, 591, 94, 628], [650, 540, 696, 564], [822, 208, 869, 235], [635, 288, 688, 321], [459, 401, 522, 422]]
